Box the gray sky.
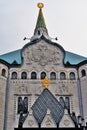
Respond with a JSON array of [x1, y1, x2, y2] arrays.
[[0, 0, 87, 57]]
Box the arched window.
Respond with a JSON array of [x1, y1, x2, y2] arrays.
[[18, 97, 28, 114], [31, 72, 37, 79], [81, 69, 86, 77], [70, 72, 75, 80], [23, 97, 28, 113], [11, 72, 17, 79], [50, 72, 56, 80], [60, 72, 66, 80], [2, 69, 6, 77], [59, 97, 65, 108], [65, 97, 70, 113], [41, 72, 46, 79], [21, 72, 27, 79], [18, 97, 23, 114]]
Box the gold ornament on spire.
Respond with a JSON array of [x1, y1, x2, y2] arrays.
[[41, 76, 50, 89], [37, 3, 44, 8]]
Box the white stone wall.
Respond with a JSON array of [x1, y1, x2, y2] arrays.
[[79, 64, 87, 122], [7, 42, 80, 129], [0, 63, 8, 130]]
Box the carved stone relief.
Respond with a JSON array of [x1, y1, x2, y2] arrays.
[[28, 119, 34, 126], [59, 84, 69, 94], [23, 41, 63, 67], [55, 84, 70, 95], [63, 119, 70, 126], [45, 117, 52, 127], [15, 84, 28, 94]]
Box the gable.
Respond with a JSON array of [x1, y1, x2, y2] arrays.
[[59, 109, 75, 128], [22, 38, 65, 68], [0, 36, 87, 67]]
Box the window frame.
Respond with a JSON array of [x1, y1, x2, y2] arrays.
[[21, 72, 27, 79], [50, 72, 56, 80], [60, 72, 66, 80]]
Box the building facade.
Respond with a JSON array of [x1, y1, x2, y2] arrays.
[[0, 3, 87, 130]]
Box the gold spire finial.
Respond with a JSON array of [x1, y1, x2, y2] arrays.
[[37, 3, 44, 8], [41, 76, 50, 89]]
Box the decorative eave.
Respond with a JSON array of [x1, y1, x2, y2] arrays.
[[22, 35, 65, 59]]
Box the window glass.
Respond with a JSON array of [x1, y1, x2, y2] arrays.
[[23, 97, 28, 113], [70, 72, 75, 80], [65, 97, 70, 113], [60, 72, 66, 80], [12, 72, 17, 79], [18, 97, 28, 114], [31, 72, 37, 79], [41, 72, 46, 79], [21, 72, 27, 79], [2, 69, 6, 77], [18, 97, 23, 114], [50, 72, 56, 80], [81, 69, 86, 77]]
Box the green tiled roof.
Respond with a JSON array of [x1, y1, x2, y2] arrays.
[[0, 49, 22, 65], [65, 51, 87, 65]]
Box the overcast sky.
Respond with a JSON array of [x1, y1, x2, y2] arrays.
[[0, 0, 87, 57]]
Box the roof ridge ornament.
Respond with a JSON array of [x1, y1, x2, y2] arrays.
[[37, 3, 44, 8]]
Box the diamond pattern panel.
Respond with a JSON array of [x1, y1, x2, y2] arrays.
[[32, 89, 64, 124]]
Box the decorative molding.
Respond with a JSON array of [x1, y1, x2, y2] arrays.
[[23, 43, 62, 66], [63, 119, 70, 126]]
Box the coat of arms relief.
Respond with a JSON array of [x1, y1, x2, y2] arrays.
[[23, 42, 63, 66]]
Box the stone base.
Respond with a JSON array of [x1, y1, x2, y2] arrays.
[[14, 128, 82, 130]]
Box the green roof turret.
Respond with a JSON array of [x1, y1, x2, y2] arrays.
[[35, 3, 46, 29], [30, 3, 50, 41]]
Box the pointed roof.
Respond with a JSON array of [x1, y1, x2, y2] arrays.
[[31, 3, 49, 41], [35, 3, 46, 30]]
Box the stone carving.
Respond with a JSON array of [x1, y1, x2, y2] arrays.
[[23, 43, 62, 66], [64, 119, 70, 126], [28, 119, 34, 126], [52, 51, 61, 65], [59, 84, 69, 94], [45, 117, 52, 126], [26, 51, 32, 64], [18, 85, 28, 94]]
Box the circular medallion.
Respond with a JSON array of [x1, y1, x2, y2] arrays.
[[64, 119, 70, 126], [28, 119, 34, 126]]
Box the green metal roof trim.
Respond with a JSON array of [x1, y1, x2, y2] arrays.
[[0, 49, 22, 65]]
